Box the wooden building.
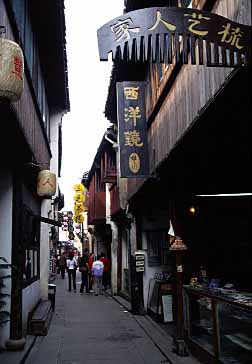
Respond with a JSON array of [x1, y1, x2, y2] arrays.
[[0, 0, 69, 350], [101, 0, 251, 361], [82, 127, 120, 293]]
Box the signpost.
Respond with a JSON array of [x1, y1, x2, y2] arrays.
[[135, 251, 145, 273]]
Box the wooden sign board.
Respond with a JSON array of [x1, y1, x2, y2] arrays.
[[98, 7, 251, 67], [117, 81, 149, 178]]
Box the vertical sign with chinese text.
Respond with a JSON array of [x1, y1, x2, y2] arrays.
[[117, 82, 149, 178]]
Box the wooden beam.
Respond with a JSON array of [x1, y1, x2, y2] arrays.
[[33, 215, 62, 227]]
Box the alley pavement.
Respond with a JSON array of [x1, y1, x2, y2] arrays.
[[1, 272, 201, 364]]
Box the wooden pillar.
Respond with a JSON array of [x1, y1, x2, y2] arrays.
[[170, 199, 188, 356], [170, 237, 188, 356], [6, 171, 26, 350]]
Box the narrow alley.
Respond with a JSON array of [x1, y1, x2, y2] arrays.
[[1, 1, 251, 364], [18, 272, 199, 364]]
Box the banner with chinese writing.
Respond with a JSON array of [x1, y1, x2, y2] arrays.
[[72, 183, 85, 224], [117, 82, 149, 178], [98, 7, 251, 67]]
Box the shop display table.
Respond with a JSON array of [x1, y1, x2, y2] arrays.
[[183, 285, 252, 364]]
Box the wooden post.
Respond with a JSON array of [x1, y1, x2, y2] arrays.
[[6, 171, 26, 350], [175, 250, 183, 339], [170, 236, 188, 356]]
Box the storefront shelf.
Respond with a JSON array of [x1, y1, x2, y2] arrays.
[[183, 286, 252, 364]]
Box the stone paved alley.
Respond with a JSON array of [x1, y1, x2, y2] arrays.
[[1, 272, 201, 364]]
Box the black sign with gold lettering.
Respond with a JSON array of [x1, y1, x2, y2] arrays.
[[97, 7, 251, 67], [117, 82, 149, 178]]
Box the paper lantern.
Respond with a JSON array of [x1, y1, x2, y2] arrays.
[[37, 170, 56, 198], [0, 38, 24, 102]]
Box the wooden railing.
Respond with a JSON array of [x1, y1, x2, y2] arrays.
[[103, 166, 117, 183], [110, 185, 120, 216]]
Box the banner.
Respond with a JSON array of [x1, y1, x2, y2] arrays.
[[117, 81, 149, 178]]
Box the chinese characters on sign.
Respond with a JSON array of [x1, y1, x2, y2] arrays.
[[12, 56, 23, 80], [97, 7, 251, 66], [73, 183, 86, 225], [0, 38, 24, 101], [37, 170, 56, 198], [110, 10, 245, 50], [117, 82, 149, 178], [148, 11, 176, 31], [218, 23, 244, 49], [110, 18, 140, 42]]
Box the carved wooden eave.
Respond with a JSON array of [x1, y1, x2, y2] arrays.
[[97, 7, 251, 67]]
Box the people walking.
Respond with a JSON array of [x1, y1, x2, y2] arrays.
[[52, 254, 57, 273], [88, 252, 95, 292], [79, 248, 90, 294], [56, 254, 60, 274], [92, 255, 104, 296], [100, 252, 110, 290], [59, 252, 67, 279], [66, 252, 77, 292]]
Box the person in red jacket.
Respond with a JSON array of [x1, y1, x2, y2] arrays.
[[88, 252, 95, 292], [100, 252, 110, 290]]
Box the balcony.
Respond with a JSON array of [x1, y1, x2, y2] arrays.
[[88, 191, 106, 225], [102, 166, 117, 184]]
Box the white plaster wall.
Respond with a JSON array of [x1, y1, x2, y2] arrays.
[[121, 230, 128, 294], [0, 170, 13, 349], [105, 183, 111, 224], [129, 215, 137, 254], [110, 221, 118, 295], [50, 113, 61, 181], [105, 183, 118, 294], [22, 280, 40, 334], [40, 199, 51, 299]]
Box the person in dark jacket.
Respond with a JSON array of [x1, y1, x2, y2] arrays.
[[79, 249, 90, 294], [59, 252, 67, 279]]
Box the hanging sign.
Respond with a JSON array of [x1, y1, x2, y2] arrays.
[[135, 250, 145, 273], [117, 81, 149, 178], [0, 38, 24, 101], [73, 183, 84, 193], [74, 193, 84, 203], [74, 202, 84, 214], [37, 170, 56, 198], [73, 183, 85, 225], [97, 7, 251, 67], [73, 214, 84, 224]]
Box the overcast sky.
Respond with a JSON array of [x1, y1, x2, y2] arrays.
[[59, 1, 124, 211]]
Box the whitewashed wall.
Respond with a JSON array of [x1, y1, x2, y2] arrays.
[[22, 281, 40, 334], [40, 199, 51, 300]]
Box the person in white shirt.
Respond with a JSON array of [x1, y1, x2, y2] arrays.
[[91, 255, 104, 296], [66, 252, 77, 292]]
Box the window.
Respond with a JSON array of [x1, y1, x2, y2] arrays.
[[146, 230, 171, 266], [21, 206, 40, 286], [10, 0, 50, 139]]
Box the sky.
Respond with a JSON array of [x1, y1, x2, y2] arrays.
[[59, 0, 124, 211]]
